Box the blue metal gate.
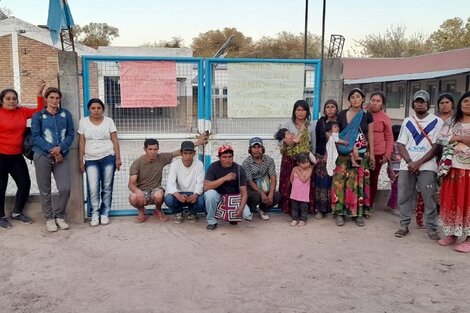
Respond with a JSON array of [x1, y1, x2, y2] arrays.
[[81, 56, 321, 216]]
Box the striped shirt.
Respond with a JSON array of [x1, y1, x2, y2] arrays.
[[242, 154, 277, 182]]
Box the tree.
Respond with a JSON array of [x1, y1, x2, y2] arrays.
[[141, 36, 185, 48], [428, 17, 470, 51], [251, 31, 321, 59], [191, 27, 254, 57], [74, 22, 119, 47], [355, 24, 432, 57]]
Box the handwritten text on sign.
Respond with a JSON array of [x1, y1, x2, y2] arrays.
[[227, 63, 304, 117], [120, 61, 177, 108]]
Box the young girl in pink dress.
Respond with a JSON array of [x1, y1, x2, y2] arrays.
[[289, 152, 313, 226]]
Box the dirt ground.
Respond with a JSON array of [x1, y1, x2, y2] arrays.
[[1, 206, 469, 313]]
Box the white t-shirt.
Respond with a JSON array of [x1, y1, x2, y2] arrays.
[[397, 113, 443, 172], [78, 116, 117, 160], [165, 158, 205, 195]]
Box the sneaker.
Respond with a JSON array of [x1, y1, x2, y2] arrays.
[[258, 209, 269, 220], [390, 207, 400, 217], [0, 217, 12, 229], [355, 216, 365, 227], [186, 214, 199, 223], [290, 220, 298, 226], [207, 223, 217, 231], [315, 212, 323, 219], [244, 213, 253, 221], [55, 218, 69, 230], [11, 213, 33, 224], [46, 219, 58, 232], [100, 215, 110, 225], [394, 227, 409, 238], [335, 215, 345, 226], [90, 215, 99, 226], [427, 230, 440, 241], [173, 213, 183, 224]]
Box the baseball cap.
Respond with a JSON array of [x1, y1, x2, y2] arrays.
[[217, 144, 233, 156], [413, 90, 430, 102], [180, 141, 195, 152], [249, 137, 263, 147]]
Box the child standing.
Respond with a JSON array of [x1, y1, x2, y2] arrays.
[[289, 152, 313, 226], [386, 124, 401, 216]]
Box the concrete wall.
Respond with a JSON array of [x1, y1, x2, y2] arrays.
[[321, 58, 344, 111]]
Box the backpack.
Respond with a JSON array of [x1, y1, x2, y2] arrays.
[[22, 127, 34, 160]]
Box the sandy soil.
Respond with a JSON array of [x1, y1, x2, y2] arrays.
[[1, 208, 469, 313]]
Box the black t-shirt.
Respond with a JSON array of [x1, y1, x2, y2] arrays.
[[337, 109, 373, 137], [205, 161, 247, 195]]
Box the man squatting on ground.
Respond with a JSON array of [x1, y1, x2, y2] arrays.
[[242, 137, 281, 220], [204, 144, 253, 230], [164, 141, 205, 223], [128, 135, 207, 223]]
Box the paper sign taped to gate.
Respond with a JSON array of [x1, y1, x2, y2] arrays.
[[227, 63, 305, 117], [120, 61, 177, 108]]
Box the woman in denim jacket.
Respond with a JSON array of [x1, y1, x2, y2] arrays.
[[31, 87, 74, 232]]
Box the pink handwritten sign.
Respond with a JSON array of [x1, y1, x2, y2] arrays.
[[120, 61, 177, 108]]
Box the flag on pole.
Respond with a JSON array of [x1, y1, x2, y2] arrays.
[[47, 0, 75, 44]]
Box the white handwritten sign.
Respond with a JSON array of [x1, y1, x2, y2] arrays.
[[120, 61, 177, 108], [227, 63, 305, 117]]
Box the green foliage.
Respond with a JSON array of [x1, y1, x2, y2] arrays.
[[190, 28, 320, 58], [356, 17, 470, 57], [191, 27, 254, 57], [428, 17, 470, 51], [355, 24, 431, 57], [251, 31, 321, 59], [74, 22, 119, 47], [141, 37, 185, 48]]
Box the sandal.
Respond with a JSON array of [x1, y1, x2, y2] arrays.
[[394, 227, 409, 237], [297, 221, 306, 227], [290, 220, 298, 226], [427, 231, 441, 241], [153, 209, 167, 222], [135, 214, 148, 223], [438, 236, 457, 246], [454, 241, 470, 253]]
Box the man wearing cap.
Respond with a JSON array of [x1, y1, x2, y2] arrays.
[[394, 90, 443, 241], [242, 137, 281, 220], [204, 144, 252, 230], [128, 136, 207, 223], [164, 141, 205, 223]]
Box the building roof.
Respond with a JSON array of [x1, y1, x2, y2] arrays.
[[0, 16, 98, 55], [343, 48, 470, 84]]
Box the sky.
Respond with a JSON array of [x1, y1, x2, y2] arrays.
[[1, 0, 470, 54]]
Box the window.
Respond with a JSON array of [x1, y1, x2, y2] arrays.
[[104, 76, 120, 106]]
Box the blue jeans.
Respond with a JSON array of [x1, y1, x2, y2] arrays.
[[85, 155, 116, 217], [164, 192, 205, 215], [204, 189, 251, 225]]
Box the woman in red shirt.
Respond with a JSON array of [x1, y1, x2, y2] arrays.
[[0, 82, 45, 229]]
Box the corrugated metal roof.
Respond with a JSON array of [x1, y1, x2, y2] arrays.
[[345, 68, 470, 84], [343, 48, 470, 83]]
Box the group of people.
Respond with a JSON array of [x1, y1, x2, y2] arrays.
[[1, 83, 470, 252], [0, 83, 119, 232]]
